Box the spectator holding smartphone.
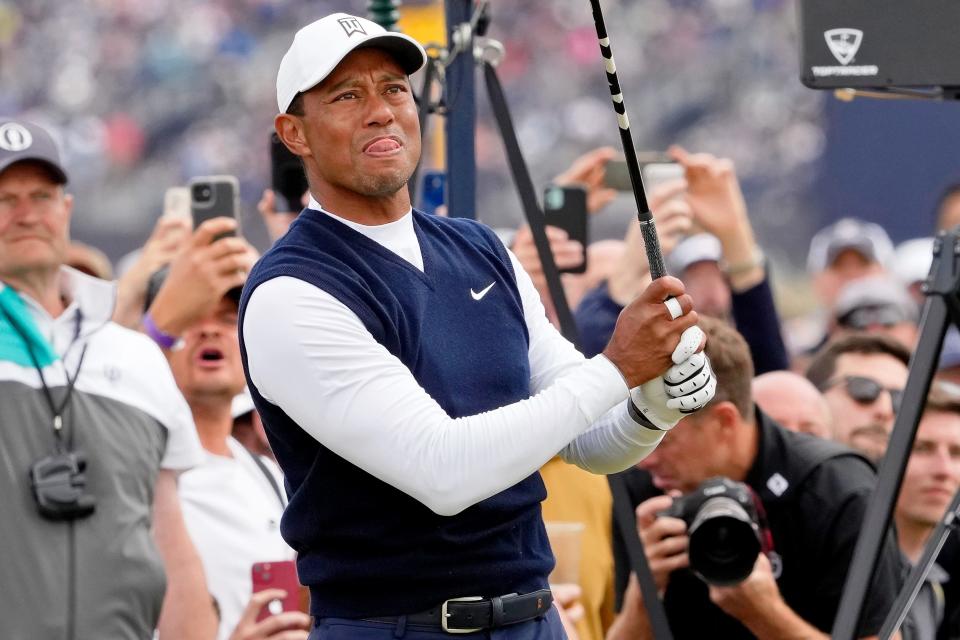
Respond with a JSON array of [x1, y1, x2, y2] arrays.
[[144, 227, 306, 639], [0, 119, 215, 639]]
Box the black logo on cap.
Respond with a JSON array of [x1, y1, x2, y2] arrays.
[[338, 17, 367, 38], [0, 123, 33, 152]]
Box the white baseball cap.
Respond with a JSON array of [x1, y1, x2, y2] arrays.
[[276, 13, 427, 113], [806, 217, 894, 274], [667, 233, 723, 276]]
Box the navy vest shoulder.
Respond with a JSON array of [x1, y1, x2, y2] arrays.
[[238, 209, 553, 618]]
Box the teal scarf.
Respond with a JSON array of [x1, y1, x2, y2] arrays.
[[0, 287, 59, 367]]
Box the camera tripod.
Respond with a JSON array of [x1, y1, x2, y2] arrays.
[[833, 227, 960, 640]]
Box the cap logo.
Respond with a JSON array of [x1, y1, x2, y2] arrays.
[[338, 17, 367, 38], [0, 123, 33, 152]]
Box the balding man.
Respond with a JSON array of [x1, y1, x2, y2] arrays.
[[752, 371, 832, 438]]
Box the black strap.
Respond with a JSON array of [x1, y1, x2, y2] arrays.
[[243, 447, 285, 509], [483, 62, 581, 348], [608, 473, 674, 640]]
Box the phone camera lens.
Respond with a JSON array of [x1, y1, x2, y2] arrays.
[[192, 184, 213, 203]]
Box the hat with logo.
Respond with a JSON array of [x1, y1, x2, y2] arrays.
[[0, 120, 68, 184], [667, 233, 723, 276], [806, 217, 893, 274], [276, 13, 427, 113], [832, 275, 918, 330]]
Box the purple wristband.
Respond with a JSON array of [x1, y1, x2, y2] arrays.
[[142, 312, 179, 350]]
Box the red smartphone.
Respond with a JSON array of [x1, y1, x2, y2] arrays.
[[251, 561, 301, 622]]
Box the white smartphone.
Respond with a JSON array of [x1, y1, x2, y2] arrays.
[[162, 186, 192, 223], [641, 162, 685, 192]]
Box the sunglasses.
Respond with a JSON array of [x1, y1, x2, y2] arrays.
[[820, 375, 903, 412]]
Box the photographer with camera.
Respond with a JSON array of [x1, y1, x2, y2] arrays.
[[608, 317, 904, 640], [0, 119, 216, 639]]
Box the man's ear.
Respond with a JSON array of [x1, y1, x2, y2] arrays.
[[63, 192, 74, 225], [274, 114, 312, 160], [712, 401, 743, 438]]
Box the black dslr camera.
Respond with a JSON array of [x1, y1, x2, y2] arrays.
[[30, 451, 96, 521], [661, 477, 762, 586]]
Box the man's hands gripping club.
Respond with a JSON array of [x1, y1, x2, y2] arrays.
[[603, 276, 716, 430]]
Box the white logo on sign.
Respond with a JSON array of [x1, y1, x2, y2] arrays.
[[470, 282, 496, 301], [338, 17, 367, 37], [0, 123, 33, 152], [824, 28, 863, 65], [766, 472, 789, 497]]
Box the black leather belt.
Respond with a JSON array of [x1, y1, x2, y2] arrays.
[[363, 589, 553, 634]]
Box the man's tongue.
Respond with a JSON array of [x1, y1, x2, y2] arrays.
[[366, 138, 400, 154]]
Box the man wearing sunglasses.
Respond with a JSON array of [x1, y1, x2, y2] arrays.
[[806, 334, 911, 463]]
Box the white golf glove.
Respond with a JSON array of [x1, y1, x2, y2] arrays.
[[629, 352, 717, 430]]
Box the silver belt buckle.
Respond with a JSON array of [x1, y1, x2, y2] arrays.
[[441, 596, 484, 634]]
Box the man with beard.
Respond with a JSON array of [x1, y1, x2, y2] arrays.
[[239, 12, 716, 640], [806, 333, 910, 463]]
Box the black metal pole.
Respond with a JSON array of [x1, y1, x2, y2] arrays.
[[445, 0, 477, 219]]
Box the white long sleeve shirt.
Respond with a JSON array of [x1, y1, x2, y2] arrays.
[[242, 203, 663, 516]]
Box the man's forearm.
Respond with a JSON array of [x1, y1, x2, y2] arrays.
[[559, 400, 664, 474], [736, 599, 828, 640], [153, 469, 218, 640], [606, 579, 655, 640]]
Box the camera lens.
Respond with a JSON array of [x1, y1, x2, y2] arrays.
[[192, 183, 213, 203], [687, 496, 761, 586]]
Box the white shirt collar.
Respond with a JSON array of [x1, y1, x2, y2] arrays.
[[0, 265, 116, 332]]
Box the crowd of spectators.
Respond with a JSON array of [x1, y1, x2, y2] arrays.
[[5, 1, 960, 640]]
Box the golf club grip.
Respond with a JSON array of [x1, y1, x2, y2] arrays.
[[640, 219, 666, 280]]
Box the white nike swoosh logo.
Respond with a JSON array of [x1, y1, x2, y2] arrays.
[[470, 282, 496, 301]]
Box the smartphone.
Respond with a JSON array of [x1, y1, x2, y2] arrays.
[[162, 186, 191, 223], [604, 160, 633, 192], [641, 162, 685, 193], [189, 175, 241, 235], [270, 132, 308, 213], [420, 170, 446, 215], [543, 185, 588, 274], [604, 152, 673, 191], [251, 561, 301, 623]]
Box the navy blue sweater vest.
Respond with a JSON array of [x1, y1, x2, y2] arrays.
[[238, 209, 553, 618]]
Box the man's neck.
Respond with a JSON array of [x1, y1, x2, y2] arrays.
[[190, 400, 235, 458], [308, 183, 411, 226], [727, 417, 760, 482], [3, 268, 65, 317], [895, 515, 934, 564]]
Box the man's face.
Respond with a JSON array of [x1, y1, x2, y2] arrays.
[[0, 162, 72, 279], [638, 408, 730, 494], [938, 193, 960, 231], [682, 261, 731, 321], [167, 297, 245, 404], [821, 352, 909, 461], [298, 48, 420, 200], [897, 410, 960, 529], [814, 248, 885, 306]]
